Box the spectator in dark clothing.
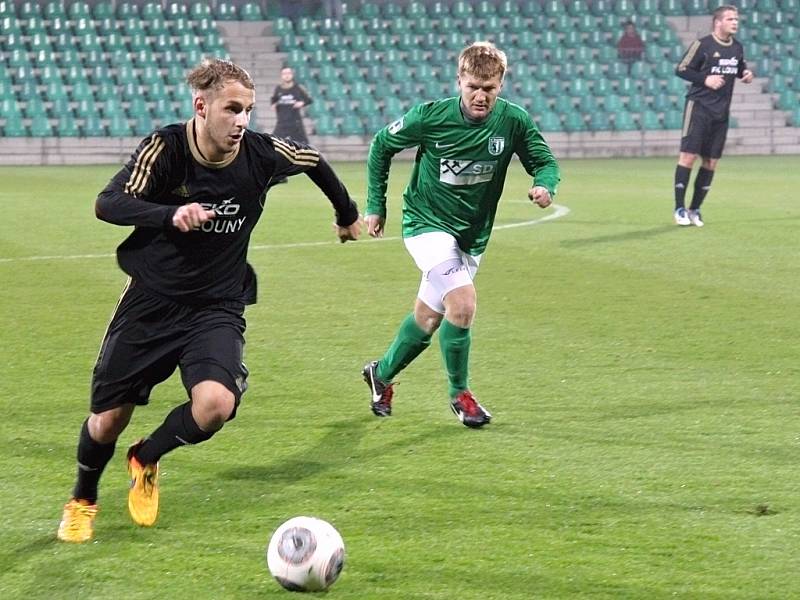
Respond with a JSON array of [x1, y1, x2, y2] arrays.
[[617, 21, 645, 71]]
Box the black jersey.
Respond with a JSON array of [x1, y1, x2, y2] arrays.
[[676, 33, 747, 119], [270, 82, 313, 139], [96, 119, 357, 306]]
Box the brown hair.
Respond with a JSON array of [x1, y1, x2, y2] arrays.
[[458, 42, 507, 80], [186, 58, 255, 92], [712, 5, 738, 25]]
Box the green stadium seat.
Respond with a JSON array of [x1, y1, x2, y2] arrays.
[[340, 115, 365, 136], [314, 114, 339, 136], [189, 2, 213, 19], [451, 1, 473, 17], [215, 1, 237, 20], [536, 111, 562, 132], [563, 112, 586, 132], [776, 89, 800, 110], [23, 1, 44, 17], [663, 110, 683, 129], [359, 2, 379, 19], [29, 118, 53, 137], [588, 111, 612, 131], [44, 1, 68, 19], [660, 0, 683, 15], [69, 1, 92, 19], [108, 113, 132, 136], [3, 121, 28, 137], [613, 111, 636, 131], [240, 2, 263, 21], [56, 113, 80, 136], [791, 107, 800, 126], [0, 1, 15, 17], [82, 115, 106, 136], [627, 94, 646, 112], [116, 1, 139, 17], [164, 2, 187, 19], [639, 110, 662, 130]]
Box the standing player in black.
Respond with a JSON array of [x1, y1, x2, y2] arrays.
[[57, 59, 362, 543], [271, 66, 313, 144], [673, 5, 753, 227]]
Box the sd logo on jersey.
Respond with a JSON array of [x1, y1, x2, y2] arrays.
[[488, 137, 505, 156]]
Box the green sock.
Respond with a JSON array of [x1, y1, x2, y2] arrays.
[[438, 319, 471, 398], [377, 313, 432, 382]]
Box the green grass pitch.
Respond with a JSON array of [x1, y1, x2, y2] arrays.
[[0, 156, 798, 599]]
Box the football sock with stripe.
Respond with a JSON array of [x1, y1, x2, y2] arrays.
[[73, 418, 116, 504], [438, 319, 471, 398], [377, 312, 432, 382], [135, 401, 214, 466], [689, 167, 714, 211], [674, 165, 691, 210]]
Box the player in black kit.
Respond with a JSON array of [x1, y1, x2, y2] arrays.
[[672, 5, 753, 227], [57, 59, 362, 543]]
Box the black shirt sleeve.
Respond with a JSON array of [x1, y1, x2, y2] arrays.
[[306, 155, 359, 226], [95, 133, 178, 229]]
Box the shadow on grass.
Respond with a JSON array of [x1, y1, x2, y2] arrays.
[[560, 225, 675, 248], [220, 417, 466, 485]]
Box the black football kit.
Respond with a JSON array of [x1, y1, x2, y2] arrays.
[[675, 33, 748, 158], [90, 119, 358, 411]]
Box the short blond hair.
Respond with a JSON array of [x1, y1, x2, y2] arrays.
[[458, 42, 507, 80], [187, 58, 255, 92]]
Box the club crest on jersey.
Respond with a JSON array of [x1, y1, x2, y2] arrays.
[[388, 117, 404, 134], [488, 137, 505, 156]]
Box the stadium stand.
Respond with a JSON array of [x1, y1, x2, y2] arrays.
[[0, 0, 798, 163]]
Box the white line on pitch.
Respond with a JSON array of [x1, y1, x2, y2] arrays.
[[0, 204, 570, 264]]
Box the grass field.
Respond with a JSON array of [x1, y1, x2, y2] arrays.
[[0, 156, 798, 599]]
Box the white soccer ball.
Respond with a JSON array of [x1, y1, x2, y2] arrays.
[[266, 516, 346, 592]]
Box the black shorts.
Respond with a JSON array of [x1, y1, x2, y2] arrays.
[[679, 99, 729, 159], [90, 280, 249, 414]]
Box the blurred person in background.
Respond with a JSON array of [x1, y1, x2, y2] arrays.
[[672, 5, 753, 227]]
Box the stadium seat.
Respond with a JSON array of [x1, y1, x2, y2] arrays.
[[106, 113, 131, 136], [116, 2, 139, 18], [189, 2, 213, 19], [82, 115, 106, 136], [164, 2, 187, 19], [663, 110, 683, 129], [56, 113, 80, 137], [588, 111, 612, 131], [613, 111, 637, 131], [215, 1, 237, 20], [239, 2, 263, 20], [563, 112, 587, 132], [640, 110, 662, 130]]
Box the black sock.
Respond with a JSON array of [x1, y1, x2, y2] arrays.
[[134, 402, 215, 466], [72, 419, 116, 503], [689, 167, 714, 210], [674, 165, 691, 210]]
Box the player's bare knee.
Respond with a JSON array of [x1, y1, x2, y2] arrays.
[[88, 405, 133, 443], [191, 382, 237, 430]]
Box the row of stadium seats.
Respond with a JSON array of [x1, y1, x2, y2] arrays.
[[0, 1, 270, 22], [2, 0, 798, 22], [1, 0, 799, 136]]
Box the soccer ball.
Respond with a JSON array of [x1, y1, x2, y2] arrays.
[[266, 516, 345, 592]]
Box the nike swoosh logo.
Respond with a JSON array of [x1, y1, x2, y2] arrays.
[[435, 142, 454, 148]]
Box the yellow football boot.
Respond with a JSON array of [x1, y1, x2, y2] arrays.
[[57, 498, 98, 543], [127, 442, 159, 527]]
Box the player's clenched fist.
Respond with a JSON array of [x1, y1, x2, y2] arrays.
[[172, 203, 216, 232], [528, 186, 552, 208]]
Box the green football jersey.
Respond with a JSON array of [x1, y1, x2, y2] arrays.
[[366, 97, 560, 255]]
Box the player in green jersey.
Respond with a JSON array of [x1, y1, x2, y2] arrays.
[[362, 42, 560, 427]]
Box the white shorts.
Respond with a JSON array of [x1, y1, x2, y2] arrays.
[[403, 231, 482, 314]]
